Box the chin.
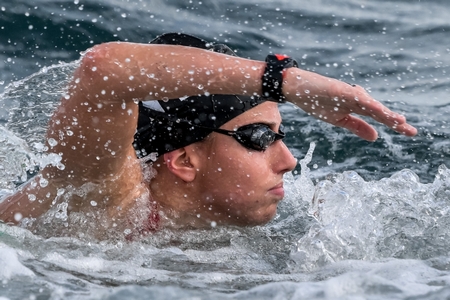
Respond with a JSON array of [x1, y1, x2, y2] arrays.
[[243, 207, 278, 226]]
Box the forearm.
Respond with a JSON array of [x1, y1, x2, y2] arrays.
[[73, 42, 266, 103]]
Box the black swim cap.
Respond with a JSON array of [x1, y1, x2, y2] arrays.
[[133, 33, 268, 158]]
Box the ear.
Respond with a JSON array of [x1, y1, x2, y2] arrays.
[[163, 147, 199, 183]]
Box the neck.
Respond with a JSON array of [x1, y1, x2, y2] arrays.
[[149, 167, 214, 229]]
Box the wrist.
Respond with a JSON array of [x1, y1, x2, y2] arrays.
[[261, 54, 298, 102]]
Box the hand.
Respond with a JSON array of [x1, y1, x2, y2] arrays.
[[284, 69, 417, 141]]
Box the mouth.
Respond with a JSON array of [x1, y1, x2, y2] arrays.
[[268, 182, 285, 198]]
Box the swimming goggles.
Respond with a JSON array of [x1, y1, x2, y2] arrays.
[[202, 123, 285, 151]]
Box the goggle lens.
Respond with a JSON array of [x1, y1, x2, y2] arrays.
[[212, 123, 285, 151]]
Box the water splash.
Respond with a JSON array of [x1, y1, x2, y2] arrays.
[[290, 164, 450, 271]]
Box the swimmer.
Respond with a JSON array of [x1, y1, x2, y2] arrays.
[[0, 33, 417, 238]]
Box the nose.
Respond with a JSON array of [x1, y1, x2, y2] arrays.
[[270, 141, 297, 175]]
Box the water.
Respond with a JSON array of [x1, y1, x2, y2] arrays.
[[1, 0, 450, 299]]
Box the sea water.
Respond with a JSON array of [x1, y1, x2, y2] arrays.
[[1, 0, 450, 299]]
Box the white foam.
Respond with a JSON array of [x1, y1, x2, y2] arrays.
[[0, 243, 35, 280]]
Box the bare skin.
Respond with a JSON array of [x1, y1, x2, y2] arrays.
[[0, 42, 417, 234]]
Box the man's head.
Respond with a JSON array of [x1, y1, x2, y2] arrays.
[[134, 33, 297, 227], [151, 101, 297, 227]]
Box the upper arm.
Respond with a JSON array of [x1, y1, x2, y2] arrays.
[[44, 43, 141, 182]]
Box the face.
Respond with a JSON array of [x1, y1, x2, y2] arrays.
[[192, 101, 297, 226]]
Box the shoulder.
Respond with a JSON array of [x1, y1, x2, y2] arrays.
[[0, 153, 148, 225]]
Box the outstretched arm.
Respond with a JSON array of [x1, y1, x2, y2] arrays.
[[71, 43, 415, 148]]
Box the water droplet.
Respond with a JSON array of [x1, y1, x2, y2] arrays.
[[48, 138, 58, 147], [39, 177, 48, 187], [14, 213, 23, 222], [211, 221, 217, 228], [28, 194, 36, 202], [90, 201, 97, 207]]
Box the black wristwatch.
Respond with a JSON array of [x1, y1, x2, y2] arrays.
[[261, 54, 298, 102]]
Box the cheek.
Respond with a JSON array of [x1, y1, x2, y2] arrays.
[[221, 160, 270, 200], [202, 144, 271, 194], [218, 156, 261, 183]]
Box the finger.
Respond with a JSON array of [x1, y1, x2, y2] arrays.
[[390, 122, 418, 137], [365, 103, 407, 127], [333, 115, 378, 141], [362, 104, 418, 135], [340, 85, 410, 128], [333, 113, 418, 140]]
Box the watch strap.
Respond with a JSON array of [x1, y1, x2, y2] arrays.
[[261, 54, 298, 102]]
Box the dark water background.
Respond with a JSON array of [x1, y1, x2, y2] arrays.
[[1, 0, 450, 299]]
